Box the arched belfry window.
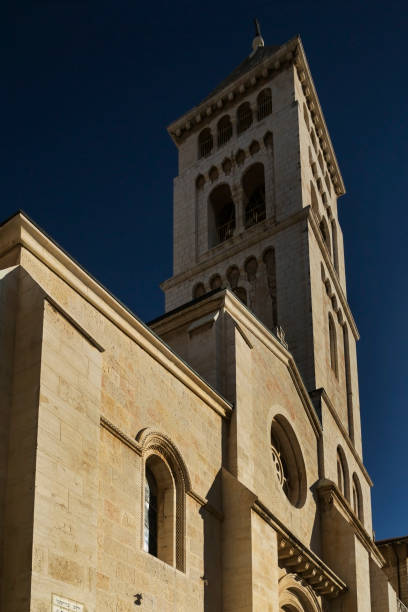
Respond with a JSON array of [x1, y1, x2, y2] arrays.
[[243, 163, 266, 228], [198, 128, 213, 158], [138, 429, 191, 572], [329, 313, 338, 377], [237, 102, 253, 134], [208, 184, 236, 247], [257, 88, 272, 120], [217, 115, 232, 147]]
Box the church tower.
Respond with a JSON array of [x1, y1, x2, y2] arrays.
[[162, 27, 362, 456]]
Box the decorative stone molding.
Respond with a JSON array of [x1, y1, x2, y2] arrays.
[[253, 499, 347, 600], [168, 37, 345, 197]]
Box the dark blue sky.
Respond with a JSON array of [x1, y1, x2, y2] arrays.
[[5, 1, 407, 539]]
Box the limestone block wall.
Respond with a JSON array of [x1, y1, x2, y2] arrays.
[[309, 228, 363, 456], [0, 223, 229, 612], [250, 510, 280, 611], [370, 558, 399, 612], [1, 269, 45, 611], [30, 300, 103, 612], [230, 316, 321, 551], [171, 67, 303, 278], [164, 215, 316, 391], [0, 266, 19, 592]]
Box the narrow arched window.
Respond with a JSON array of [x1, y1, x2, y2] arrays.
[[198, 128, 213, 158], [331, 219, 339, 273], [217, 115, 232, 147], [319, 218, 331, 253], [144, 467, 158, 556], [352, 473, 364, 521], [257, 88, 272, 120], [318, 151, 324, 172], [336, 447, 349, 499], [329, 313, 338, 376], [263, 247, 278, 327], [208, 184, 236, 247], [144, 455, 176, 567], [243, 163, 266, 228], [237, 102, 253, 134], [343, 324, 354, 442], [310, 182, 319, 217]]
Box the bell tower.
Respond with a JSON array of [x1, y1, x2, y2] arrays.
[[162, 27, 362, 455]]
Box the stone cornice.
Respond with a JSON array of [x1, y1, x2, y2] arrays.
[[167, 36, 345, 196], [310, 388, 373, 487], [253, 499, 347, 599], [316, 479, 385, 566], [0, 212, 232, 420], [293, 38, 345, 196], [161, 208, 309, 291], [167, 37, 298, 141]]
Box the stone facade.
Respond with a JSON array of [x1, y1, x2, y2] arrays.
[[0, 32, 406, 612]]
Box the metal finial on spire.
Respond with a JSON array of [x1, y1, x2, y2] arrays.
[[252, 17, 265, 53], [254, 18, 262, 38]]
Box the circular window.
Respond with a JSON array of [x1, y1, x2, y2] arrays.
[[270, 415, 307, 507]]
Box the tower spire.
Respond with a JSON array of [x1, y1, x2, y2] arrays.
[[252, 18, 265, 52]]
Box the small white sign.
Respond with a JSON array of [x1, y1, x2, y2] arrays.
[[52, 594, 84, 612]]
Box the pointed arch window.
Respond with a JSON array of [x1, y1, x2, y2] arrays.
[[237, 102, 253, 134], [217, 115, 233, 147], [257, 88, 272, 120], [198, 128, 213, 158], [329, 313, 338, 377]]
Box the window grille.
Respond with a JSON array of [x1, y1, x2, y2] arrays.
[[257, 89, 272, 120], [245, 186, 266, 228], [198, 129, 213, 158], [237, 103, 253, 134], [217, 116, 232, 147]]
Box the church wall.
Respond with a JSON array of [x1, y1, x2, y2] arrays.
[[30, 300, 102, 612], [250, 510, 280, 611], [4, 245, 228, 611], [230, 318, 321, 552], [370, 557, 399, 612]]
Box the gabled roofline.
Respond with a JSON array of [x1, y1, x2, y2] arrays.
[[167, 35, 345, 196], [151, 287, 323, 438], [0, 211, 233, 418]]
